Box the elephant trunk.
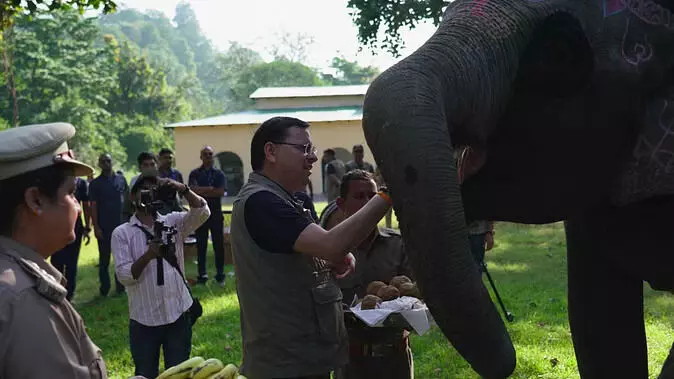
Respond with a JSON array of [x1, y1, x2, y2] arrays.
[[363, 76, 516, 378], [361, 3, 553, 377]]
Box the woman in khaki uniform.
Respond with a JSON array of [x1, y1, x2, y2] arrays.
[[0, 122, 107, 378]]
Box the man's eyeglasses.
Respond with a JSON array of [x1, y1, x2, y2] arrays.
[[273, 141, 317, 157]]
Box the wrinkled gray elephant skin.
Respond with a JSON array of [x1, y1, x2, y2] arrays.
[[362, 0, 674, 378]]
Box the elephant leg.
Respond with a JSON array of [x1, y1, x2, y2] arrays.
[[565, 211, 648, 379]]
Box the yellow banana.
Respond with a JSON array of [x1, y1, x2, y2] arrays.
[[190, 358, 224, 379], [156, 356, 205, 379], [208, 364, 238, 379]]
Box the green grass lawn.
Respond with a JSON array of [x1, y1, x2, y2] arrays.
[[70, 204, 674, 378]]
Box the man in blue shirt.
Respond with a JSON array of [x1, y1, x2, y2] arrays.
[[189, 146, 227, 285], [90, 153, 127, 296], [50, 176, 91, 301], [158, 148, 184, 183], [158, 148, 186, 213]]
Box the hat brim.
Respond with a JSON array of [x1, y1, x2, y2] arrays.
[[62, 160, 94, 177]]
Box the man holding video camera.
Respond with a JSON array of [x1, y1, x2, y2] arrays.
[[111, 175, 210, 379]]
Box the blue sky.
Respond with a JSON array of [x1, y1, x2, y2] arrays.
[[114, 0, 440, 72]]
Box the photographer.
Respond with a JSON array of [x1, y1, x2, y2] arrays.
[[111, 176, 210, 379]]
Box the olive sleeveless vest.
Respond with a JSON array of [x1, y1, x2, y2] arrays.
[[231, 172, 348, 378]]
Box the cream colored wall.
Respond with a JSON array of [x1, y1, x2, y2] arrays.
[[171, 119, 374, 197], [254, 95, 364, 110], [173, 124, 256, 189]]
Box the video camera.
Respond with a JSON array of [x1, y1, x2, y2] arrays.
[[137, 181, 179, 282], [138, 181, 178, 215]]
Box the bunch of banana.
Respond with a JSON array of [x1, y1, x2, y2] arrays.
[[209, 363, 240, 379], [155, 356, 248, 379], [156, 357, 205, 379]]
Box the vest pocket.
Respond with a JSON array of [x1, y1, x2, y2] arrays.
[[88, 357, 107, 379], [311, 283, 344, 344]]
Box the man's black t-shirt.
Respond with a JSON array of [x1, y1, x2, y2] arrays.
[[294, 191, 318, 221], [244, 191, 313, 254]]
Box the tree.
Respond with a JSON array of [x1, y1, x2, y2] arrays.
[[266, 31, 316, 63], [0, 9, 117, 126], [0, 1, 117, 127], [322, 56, 380, 85], [209, 42, 263, 112], [228, 59, 325, 111], [346, 0, 447, 55], [108, 39, 190, 123], [0, 0, 116, 30]]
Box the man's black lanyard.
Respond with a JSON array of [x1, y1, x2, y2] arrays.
[[132, 224, 194, 296]]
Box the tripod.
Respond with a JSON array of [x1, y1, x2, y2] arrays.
[[479, 260, 514, 322]]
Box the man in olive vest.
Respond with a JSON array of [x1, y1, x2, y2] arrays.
[[230, 116, 393, 379], [321, 169, 415, 379]]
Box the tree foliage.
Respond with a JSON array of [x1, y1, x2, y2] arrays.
[[0, 0, 116, 30], [322, 56, 380, 85], [346, 0, 446, 55], [0, 2, 383, 170]]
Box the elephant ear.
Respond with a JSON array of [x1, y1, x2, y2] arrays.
[[612, 85, 674, 205], [513, 12, 594, 98]]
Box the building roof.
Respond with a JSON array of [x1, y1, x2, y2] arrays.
[[165, 106, 363, 128], [249, 85, 369, 99]]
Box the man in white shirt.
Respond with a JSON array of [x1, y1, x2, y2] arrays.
[[112, 175, 210, 379]]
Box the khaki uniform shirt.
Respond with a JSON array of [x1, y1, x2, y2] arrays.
[[336, 228, 414, 304], [0, 236, 107, 379]]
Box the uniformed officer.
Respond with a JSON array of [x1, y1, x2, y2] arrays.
[[0, 122, 107, 378], [322, 169, 415, 379]]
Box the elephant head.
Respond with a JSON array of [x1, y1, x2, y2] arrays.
[[362, 0, 674, 377]]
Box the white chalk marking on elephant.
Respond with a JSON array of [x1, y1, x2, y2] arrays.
[[624, 0, 674, 30], [621, 17, 654, 68], [652, 99, 674, 172]]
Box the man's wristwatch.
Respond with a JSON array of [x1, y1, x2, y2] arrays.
[[376, 186, 392, 206]]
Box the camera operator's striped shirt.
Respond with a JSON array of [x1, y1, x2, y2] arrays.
[[111, 201, 210, 326]]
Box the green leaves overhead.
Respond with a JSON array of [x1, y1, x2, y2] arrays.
[[346, 0, 446, 56], [0, 0, 116, 30]]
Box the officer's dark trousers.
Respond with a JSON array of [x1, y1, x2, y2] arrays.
[[51, 225, 83, 301], [130, 312, 192, 379], [195, 211, 225, 282], [98, 229, 124, 296]]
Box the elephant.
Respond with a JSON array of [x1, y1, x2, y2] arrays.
[[361, 0, 674, 378]]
